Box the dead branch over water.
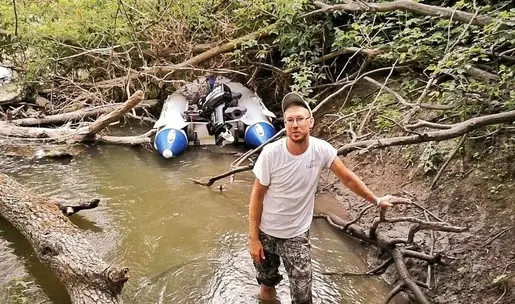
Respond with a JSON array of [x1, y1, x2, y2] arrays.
[[0, 90, 145, 144]]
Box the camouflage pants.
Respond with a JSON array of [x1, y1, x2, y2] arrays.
[[254, 230, 312, 304]]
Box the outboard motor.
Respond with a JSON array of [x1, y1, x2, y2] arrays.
[[198, 83, 238, 146]]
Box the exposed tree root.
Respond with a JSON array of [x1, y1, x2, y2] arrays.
[[314, 196, 467, 304]]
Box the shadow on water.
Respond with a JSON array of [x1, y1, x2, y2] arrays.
[[0, 216, 70, 304], [69, 214, 104, 233]]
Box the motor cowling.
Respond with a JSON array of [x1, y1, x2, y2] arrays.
[[198, 84, 235, 146]]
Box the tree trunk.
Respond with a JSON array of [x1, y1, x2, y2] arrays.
[[0, 173, 128, 304]]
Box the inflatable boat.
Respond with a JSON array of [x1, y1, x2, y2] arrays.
[[153, 76, 277, 158]]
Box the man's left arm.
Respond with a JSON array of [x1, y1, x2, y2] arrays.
[[329, 157, 392, 208]]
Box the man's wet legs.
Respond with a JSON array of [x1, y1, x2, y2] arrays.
[[280, 232, 312, 304], [254, 231, 283, 302], [259, 284, 277, 301]]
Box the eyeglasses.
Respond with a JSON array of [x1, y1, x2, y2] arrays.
[[285, 116, 311, 126]]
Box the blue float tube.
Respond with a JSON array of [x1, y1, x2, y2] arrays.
[[244, 122, 276, 149], [154, 128, 188, 158]]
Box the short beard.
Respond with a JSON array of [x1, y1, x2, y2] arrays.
[[288, 133, 308, 144]]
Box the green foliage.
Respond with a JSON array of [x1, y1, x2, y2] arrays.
[[418, 143, 444, 174], [0, 0, 131, 81], [330, 1, 514, 117], [4, 277, 39, 304], [402, 147, 415, 168], [232, 39, 260, 66], [0, 0, 513, 117], [374, 106, 403, 132]]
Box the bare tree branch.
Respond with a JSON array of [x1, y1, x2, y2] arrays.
[[283, 47, 381, 74], [313, 196, 467, 304], [406, 120, 454, 130], [337, 110, 515, 156], [363, 76, 455, 110], [190, 164, 254, 187], [306, 0, 495, 27], [193, 110, 515, 183], [55, 199, 100, 216]]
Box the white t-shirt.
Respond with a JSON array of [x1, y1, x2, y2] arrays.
[[253, 136, 338, 238]]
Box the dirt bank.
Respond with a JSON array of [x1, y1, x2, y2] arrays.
[[315, 129, 514, 304]]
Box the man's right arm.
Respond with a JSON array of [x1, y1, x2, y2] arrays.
[[249, 178, 268, 263]]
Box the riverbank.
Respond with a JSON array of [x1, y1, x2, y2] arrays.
[[316, 131, 514, 303]]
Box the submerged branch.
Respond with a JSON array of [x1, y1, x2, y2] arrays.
[[190, 164, 254, 187], [56, 198, 100, 216]]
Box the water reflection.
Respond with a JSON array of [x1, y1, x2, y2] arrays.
[[0, 145, 394, 303]]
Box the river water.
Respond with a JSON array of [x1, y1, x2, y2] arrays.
[[0, 144, 395, 304]]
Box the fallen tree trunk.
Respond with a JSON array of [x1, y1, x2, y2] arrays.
[[0, 143, 86, 159], [0, 173, 128, 303], [79, 91, 145, 137], [97, 129, 155, 145]]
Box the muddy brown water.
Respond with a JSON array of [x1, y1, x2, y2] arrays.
[[0, 144, 396, 303]]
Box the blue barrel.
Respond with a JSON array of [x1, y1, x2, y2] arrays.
[[154, 128, 188, 158], [244, 121, 276, 149]]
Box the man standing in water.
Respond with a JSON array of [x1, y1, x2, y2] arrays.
[[249, 92, 393, 303]]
